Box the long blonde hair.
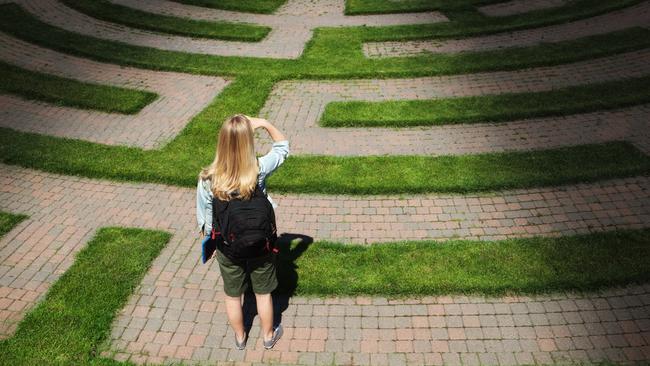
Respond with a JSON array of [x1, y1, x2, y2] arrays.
[[200, 114, 259, 200]]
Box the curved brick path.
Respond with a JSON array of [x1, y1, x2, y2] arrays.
[[5, 31, 649, 153], [478, 0, 568, 17], [111, 0, 441, 27], [263, 105, 650, 157], [363, 1, 650, 57], [258, 50, 650, 155], [15, 0, 446, 59], [0, 164, 648, 363], [0, 33, 229, 148], [1, 1, 649, 364]]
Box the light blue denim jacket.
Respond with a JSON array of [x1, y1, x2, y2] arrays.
[[196, 140, 290, 235]]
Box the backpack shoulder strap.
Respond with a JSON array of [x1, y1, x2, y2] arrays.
[[252, 183, 265, 197], [212, 196, 230, 241]]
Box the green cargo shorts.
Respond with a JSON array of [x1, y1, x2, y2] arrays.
[[215, 249, 278, 297]]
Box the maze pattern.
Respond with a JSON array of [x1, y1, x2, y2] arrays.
[[259, 50, 650, 155], [364, 1, 650, 57], [17, 0, 447, 59], [0, 33, 228, 149], [0, 0, 649, 364], [1, 165, 649, 363]]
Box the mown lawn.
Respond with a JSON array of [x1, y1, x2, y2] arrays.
[[278, 229, 650, 296], [0, 62, 157, 114], [321, 76, 650, 127], [61, 0, 271, 42], [0, 227, 171, 366], [1, 3, 648, 194]]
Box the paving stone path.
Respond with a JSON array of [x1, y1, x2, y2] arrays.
[[262, 105, 650, 157], [112, 0, 441, 27], [15, 0, 446, 59], [259, 50, 650, 155], [1, 1, 650, 365], [0, 33, 229, 148], [5, 31, 649, 152], [478, 0, 569, 17], [0, 164, 649, 363], [109, 284, 650, 365], [364, 1, 650, 57]]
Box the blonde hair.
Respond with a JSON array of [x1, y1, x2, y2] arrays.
[[200, 114, 259, 200]]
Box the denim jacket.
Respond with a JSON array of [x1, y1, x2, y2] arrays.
[[196, 140, 290, 235]]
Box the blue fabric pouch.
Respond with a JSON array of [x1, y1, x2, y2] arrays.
[[201, 234, 217, 264]]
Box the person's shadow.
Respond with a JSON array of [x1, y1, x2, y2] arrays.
[[242, 233, 312, 334]]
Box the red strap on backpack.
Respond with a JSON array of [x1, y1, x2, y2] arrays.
[[267, 238, 279, 254]]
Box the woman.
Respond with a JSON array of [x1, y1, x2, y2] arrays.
[[196, 114, 289, 350]]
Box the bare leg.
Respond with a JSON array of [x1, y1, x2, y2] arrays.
[[224, 294, 246, 342], [255, 293, 274, 340]]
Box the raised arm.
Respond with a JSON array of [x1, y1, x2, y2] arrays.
[[247, 116, 286, 142], [247, 116, 290, 182]]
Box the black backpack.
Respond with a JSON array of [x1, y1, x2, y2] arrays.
[[212, 184, 278, 261]]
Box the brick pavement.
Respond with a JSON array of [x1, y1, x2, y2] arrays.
[[1, 164, 648, 363], [1, 1, 649, 364], [478, 0, 569, 17], [112, 0, 443, 27], [364, 1, 650, 57], [5, 31, 649, 153], [15, 0, 446, 59], [108, 282, 650, 365], [258, 50, 650, 155], [270, 105, 650, 156], [0, 33, 229, 149]]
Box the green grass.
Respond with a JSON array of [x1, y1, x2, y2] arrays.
[[61, 0, 270, 42], [3, 4, 649, 79], [345, 0, 641, 40], [0, 227, 170, 366], [169, 0, 286, 13], [346, 0, 645, 41], [321, 76, 650, 127], [1, 118, 647, 194], [301, 27, 650, 79], [269, 142, 650, 194], [0, 62, 157, 114], [0, 0, 646, 359], [346, 0, 441, 14], [344, 0, 497, 14], [0, 212, 27, 239], [0, 4, 648, 194], [279, 229, 650, 296], [0, 226, 644, 364]]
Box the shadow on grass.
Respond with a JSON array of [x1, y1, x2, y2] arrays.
[[240, 232, 313, 332], [282, 229, 650, 297]]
